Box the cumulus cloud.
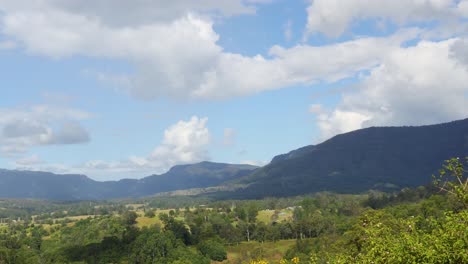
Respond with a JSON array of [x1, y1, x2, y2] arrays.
[[1, 0, 467, 171], [32, 116, 212, 180], [0, 105, 92, 156], [33, 0, 264, 27], [2, 120, 48, 138], [313, 39, 468, 140], [0, 40, 16, 49], [305, 0, 466, 38], [146, 116, 211, 169], [0, 0, 418, 101], [450, 38, 468, 66], [48, 122, 91, 145]]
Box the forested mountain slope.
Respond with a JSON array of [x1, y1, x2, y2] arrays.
[[226, 118, 468, 198]]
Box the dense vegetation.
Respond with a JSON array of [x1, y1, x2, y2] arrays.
[[0, 158, 466, 263]]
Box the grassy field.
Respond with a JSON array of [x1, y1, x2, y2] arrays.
[[217, 240, 296, 264], [256, 210, 275, 224], [136, 215, 162, 228], [257, 209, 293, 224], [135, 209, 182, 228]]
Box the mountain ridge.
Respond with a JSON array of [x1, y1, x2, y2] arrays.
[[222, 118, 468, 198], [0, 162, 258, 200]]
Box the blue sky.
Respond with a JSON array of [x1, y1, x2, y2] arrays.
[[1, 0, 468, 180]]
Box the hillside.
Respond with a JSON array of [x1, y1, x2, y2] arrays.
[[0, 162, 257, 200], [221, 118, 468, 198]]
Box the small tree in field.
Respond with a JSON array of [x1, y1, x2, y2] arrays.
[[144, 210, 155, 218]]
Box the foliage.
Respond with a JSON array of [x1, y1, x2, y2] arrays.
[[0, 157, 466, 263], [144, 210, 156, 218], [197, 239, 227, 261], [433, 157, 468, 208]]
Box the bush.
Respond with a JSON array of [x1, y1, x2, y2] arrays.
[[197, 239, 227, 261], [144, 210, 155, 218]]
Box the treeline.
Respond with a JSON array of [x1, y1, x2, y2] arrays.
[[0, 200, 127, 222]]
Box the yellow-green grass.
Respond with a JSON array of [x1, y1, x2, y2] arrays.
[[135, 209, 177, 228], [257, 209, 293, 224], [218, 240, 295, 264], [126, 203, 146, 209], [257, 210, 275, 224], [135, 208, 173, 216], [49, 215, 96, 222], [276, 209, 293, 222], [136, 216, 162, 228]]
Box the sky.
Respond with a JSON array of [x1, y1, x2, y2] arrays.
[[1, 0, 468, 181]]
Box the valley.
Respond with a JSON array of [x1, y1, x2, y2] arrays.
[[0, 157, 467, 263]]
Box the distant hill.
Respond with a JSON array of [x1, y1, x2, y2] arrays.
[[220, 118, 468, 199], [1, 119, 467, 200], [0, 170, 102, 200], [0, 162, 257, 200]]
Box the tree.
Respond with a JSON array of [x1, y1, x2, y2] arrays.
[[144, 210, 156, 218], [161, 215, 191, 245], [131, 228, 176, 263], [433, 157, 468, 209], [197, 239, 227, 261], [121, 211, 138, 226]]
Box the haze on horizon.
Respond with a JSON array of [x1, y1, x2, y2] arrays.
[[1, 0, 468, 181]]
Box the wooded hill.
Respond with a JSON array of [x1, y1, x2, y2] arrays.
[[224, 118, 468, 198]]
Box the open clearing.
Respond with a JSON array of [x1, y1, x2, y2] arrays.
[[216, 240, 296, 263]]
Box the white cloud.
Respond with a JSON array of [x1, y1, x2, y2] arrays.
[[0, 40, 16, 49], [14, 154, 43, 166], [1, 0, 466, 168], [315, 110, 371, 140], [305, 0, 465, 38], [240, 160, 267, 167], [0, 1, 418, 101], [48, 0, 269, 25], [48, 122, 91, 145], [191, 30, 416, 99], [0, 105, 92, 156], [147, 116, 211, 168], [0, 0, 267, 27], [450, 38, 468, 66], [30, 116, 212, 180], [314, 39, 468, 140]]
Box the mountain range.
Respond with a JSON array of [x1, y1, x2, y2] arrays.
[[1, 118, 467, 200], [0, 162, 257, 200]]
